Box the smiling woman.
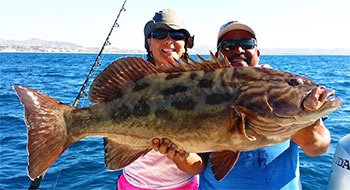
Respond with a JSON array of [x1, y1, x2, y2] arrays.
[[115, 9, 203, 190], [143, 9, 194, 66]]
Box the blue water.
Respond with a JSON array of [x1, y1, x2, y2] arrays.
[[0, 53, 349, 189]]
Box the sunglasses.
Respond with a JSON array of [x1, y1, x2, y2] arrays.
[[151, 28, 187, 41], [218, 38, 257, 51]]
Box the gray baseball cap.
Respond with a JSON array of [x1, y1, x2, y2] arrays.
[[144, 9, 194, 49]]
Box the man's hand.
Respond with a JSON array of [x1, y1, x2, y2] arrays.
[[230, 62, 271, 68], [291, 119, 331, 157], [260, 64, 271, 68]]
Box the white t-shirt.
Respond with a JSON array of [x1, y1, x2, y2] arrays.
[[123, 150, 195, 189]]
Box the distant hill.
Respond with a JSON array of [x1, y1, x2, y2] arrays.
[[190, 45, 216, 55], [0, 38, 82, 48], [0, 38, 145, 54], [1, 38, 350, 55]]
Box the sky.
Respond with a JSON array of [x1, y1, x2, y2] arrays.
[[1, 0, 350, 50]]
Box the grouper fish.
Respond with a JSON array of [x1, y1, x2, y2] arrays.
[[13, 53, 343, 181]]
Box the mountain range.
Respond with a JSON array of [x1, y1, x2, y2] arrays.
[[1, 38, 350, 55]]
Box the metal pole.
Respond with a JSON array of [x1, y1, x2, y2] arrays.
[[28, 0, 128, 189]]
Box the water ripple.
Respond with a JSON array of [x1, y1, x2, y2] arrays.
[[1, 53, 349, 189]]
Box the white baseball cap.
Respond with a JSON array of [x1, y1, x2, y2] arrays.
[[217, 21, 256, 45]]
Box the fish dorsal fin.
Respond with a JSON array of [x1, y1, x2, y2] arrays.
[[89, 57, 161, 103], [89, 53, 231, 103], [169, 51, 232, 72], [216, 51, 231, 68], [157, 59, 191, 73], [207, 51, 231, 68], [209, 150, 241, 181], [156, 51, 231, 73], [183, 56, 202, 70], [104, 137, 151, 171], [196, 54, 216, 70]]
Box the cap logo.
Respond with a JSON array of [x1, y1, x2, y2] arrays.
[[220, 21, 239, 31]]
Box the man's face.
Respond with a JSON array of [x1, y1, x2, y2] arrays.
[[218, 30, 260, 67]]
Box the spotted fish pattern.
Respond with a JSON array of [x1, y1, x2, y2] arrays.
[[13, 53, 342, 181]]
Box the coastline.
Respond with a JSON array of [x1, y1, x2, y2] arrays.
[[2, 38, 350, 55], [2, 50, 350, 56]]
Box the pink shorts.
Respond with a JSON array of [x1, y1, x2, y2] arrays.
[[117, 174, 198, 190]]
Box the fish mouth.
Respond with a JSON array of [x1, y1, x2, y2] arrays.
[[303, 86, 343, 112]]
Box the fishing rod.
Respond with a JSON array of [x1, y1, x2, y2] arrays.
[[28, 0, 128, 189], [73, 0, 128, 107]]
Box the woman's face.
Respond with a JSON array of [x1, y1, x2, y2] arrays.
[[147, 29, 186, 66]]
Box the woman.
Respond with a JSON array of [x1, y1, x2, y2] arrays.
[[117, 9, 204, 190]]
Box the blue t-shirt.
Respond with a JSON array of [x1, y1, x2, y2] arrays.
[[199, 140, 301, 190]]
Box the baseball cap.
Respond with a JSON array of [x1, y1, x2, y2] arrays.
[[217, 21, 256, 45], [144, 9, 194, 49]]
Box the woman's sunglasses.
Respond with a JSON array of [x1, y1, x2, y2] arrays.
[[151, 28, 187, 41], [218, 38, 257, 51]]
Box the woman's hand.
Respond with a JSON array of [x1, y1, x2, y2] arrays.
[[151, 138, 205, 175], [152, 138, 189, 161]]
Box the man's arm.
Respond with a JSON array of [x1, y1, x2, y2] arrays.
[[291, 119, 331, 157], [152, 138, 205, 175]]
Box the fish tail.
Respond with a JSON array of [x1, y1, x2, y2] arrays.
[[13, 85, 73, 180]]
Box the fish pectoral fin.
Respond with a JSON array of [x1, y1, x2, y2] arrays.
[[238, 113, 256, 141], [104, 137, 151, 171], [232, 105, 256, 141], [209, 150, 240, 181], [233, 105, 259, 119]]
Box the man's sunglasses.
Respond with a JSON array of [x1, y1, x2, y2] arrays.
[[218, 38, 257, 51], [151, 28, 187, 41]]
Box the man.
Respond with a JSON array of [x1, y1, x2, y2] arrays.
[[197, 21, 331, 189]]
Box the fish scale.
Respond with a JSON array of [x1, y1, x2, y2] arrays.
[[13, 53, 342, 181]]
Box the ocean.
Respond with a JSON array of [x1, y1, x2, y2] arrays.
[[0, 53, 349, 189]]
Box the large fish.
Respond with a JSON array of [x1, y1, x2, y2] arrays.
[[13, 54, 342, 181]]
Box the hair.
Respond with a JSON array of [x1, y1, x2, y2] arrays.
[[146, 48, 154, 64]]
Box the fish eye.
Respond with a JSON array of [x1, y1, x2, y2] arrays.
[[288, 77, 304, 86]]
